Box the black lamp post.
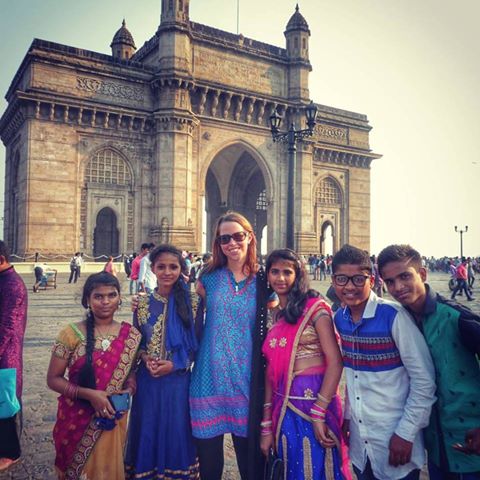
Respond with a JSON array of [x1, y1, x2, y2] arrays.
[[269, 101, 318, 249], [454, 225, 468, 258]]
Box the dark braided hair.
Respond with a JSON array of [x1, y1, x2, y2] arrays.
[[266, 249, 319, 325], [149, 244, 190, 329], [78, 272, 121, 389]]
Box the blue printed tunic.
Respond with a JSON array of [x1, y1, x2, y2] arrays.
[[190, 267, 257, 438]]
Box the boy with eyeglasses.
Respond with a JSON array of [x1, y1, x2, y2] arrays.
[[331, 244, 436, 480], [378, 244, 480, 480]]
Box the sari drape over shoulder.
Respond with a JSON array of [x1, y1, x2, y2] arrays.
[[51, 322, 141, 480], [262, 297, 351, 480]]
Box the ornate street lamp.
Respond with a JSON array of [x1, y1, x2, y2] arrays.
[[454, 225, 468, 258], [269, 101, 318, 249]]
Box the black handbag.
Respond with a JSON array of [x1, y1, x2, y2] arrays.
[[264, 449, 284, 480]]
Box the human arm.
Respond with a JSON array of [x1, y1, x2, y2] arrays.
[[311, 308, 343, 447], [195, 280, 206, 300], [341, 386, 351, 445], [389, 309, 436, 466], [458, 309, 480, 355], [46, 354, 115, 418], [260, 372, 274, 456], [0, 287, 25, 359]]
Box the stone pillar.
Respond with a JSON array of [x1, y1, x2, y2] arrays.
[[153, 108, 199, 251], [295, 140, 318, 254]]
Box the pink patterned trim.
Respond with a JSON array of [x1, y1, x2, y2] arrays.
[[191, 416, 249, 428]]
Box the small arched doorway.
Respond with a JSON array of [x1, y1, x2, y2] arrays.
[[321, 222, 334, 256], [93, 207, 119, 258], [315, 176, 344, 255]]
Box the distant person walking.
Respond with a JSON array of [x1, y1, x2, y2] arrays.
[[451, 258, 474, 301], [68, 253, 80, 284], [467, 258, 476, 290], [0, 240, 28, 472]]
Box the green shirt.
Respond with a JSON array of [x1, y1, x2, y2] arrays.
[[414, 285, 480, 473]]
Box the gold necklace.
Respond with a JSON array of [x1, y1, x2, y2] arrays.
[[95, 322, 115, 351]]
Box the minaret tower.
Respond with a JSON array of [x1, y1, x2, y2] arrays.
[[284, 4, 312, 100], [110, 19, 136, 60]]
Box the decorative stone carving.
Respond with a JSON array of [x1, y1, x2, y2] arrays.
[[223, 93, 232, 119], [210, 90, 219, 117], [315, 124, 348, 145], [246, 98, 254, 124], [76, 76, 144, 102], [198, 89, 207, 115], [257, 100, 266, 125], [234, 95, 244, 122]]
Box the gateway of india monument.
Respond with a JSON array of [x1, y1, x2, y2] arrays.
[[0, 0, 380, 258]]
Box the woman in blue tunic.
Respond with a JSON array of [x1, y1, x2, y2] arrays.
[[190, 211, 269, 480], [125, 244, 199, 479]]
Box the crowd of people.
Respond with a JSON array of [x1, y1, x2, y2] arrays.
[[0, 211, 479, 480]]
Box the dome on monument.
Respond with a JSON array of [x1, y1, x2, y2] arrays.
[[111, 19, 136, 48], [285, 4, 310, 33]]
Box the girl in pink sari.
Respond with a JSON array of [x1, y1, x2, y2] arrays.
[[47, 272, 141, 480], [261, 249, 351, 479]]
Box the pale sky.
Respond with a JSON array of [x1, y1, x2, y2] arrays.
[[1, 0, 478, 257]]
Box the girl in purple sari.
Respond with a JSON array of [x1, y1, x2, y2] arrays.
[[261, 249, 351, 479]]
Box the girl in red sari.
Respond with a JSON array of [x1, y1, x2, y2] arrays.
[[47, 272, 141, 480], [261, 249, 351, 479]]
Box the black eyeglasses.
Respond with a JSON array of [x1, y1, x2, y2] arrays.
[[333, 274, 370, 287], [216, 231, 248, 245]]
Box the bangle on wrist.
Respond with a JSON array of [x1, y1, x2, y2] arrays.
[[317, 393, 332, 405]]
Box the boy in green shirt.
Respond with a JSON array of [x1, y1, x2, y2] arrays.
[[378, 244, 480, 480]]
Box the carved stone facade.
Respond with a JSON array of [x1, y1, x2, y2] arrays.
[[0, 1, 380, 256]]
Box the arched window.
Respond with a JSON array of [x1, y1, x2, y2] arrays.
[[85, 148, 132, 186], [316, 177, 341, 205]]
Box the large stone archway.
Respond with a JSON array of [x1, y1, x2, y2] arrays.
[[204, 144, 268, 251]]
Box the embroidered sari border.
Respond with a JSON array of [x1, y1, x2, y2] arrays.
[[125, 462, 200, 479]]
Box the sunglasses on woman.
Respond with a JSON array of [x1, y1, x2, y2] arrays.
[[332, 274, 370, 287], [216, 231, 248, 245]]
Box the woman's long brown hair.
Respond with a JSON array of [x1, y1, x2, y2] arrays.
[[203, 211, 258, 276]]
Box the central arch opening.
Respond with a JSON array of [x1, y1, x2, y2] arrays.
[[204, 145, 268, 254]]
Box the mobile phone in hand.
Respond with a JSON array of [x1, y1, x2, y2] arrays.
[[109, 393, 130, 412]]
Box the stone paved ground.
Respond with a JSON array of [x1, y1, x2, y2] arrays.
[[1, 270, 479, 479]]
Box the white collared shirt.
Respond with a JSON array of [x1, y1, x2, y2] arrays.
[[335, 292, 436, 480]]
